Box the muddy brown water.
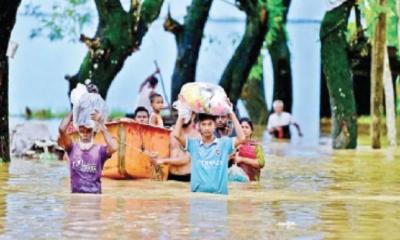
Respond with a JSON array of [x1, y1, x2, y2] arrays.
[[0, 141, 399, 239]]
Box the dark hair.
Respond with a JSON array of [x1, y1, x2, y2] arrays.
[[198, 113, 217, 122], [239, 117, 254, 131], [148, 76, 158, 88], [149, 93, 163, 103], [133, 106, 149, 118], [182, 118, 192, 128]]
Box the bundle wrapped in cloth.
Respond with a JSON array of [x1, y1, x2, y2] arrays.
[[70, 82, 108, 131], [173, 82, 231, 122]]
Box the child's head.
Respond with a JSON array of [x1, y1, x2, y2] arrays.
[[198, 113, 217, 138], [150, 93, 164, 112], [133, 106, 149, 124], [239, 117, 254, 139]]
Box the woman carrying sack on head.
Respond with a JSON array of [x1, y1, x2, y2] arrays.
[[230, 118, 265, 181]]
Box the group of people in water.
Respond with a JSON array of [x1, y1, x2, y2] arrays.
[[58, 74, 302, 195]]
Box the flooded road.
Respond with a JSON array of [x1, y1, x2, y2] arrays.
[[0, 141, 399, 239]]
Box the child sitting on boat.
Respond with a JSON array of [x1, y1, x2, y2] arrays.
[[149, 93, 164, 127]]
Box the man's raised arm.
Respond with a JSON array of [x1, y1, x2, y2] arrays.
[[58, 112, 73, 152], [230, 111, 245, 147], [173, 116, 186, 149]]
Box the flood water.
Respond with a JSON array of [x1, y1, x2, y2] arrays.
[[0, 141, 399, 239]]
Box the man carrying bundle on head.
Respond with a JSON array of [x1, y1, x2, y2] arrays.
[[59, 82, 117, 194], [172, 82, 245, 195]]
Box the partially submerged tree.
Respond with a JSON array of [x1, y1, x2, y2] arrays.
[[241, 56, 268, 125], [220, 0, 269, 105], [164, 0, 214, 103], [62, 0, 165, 98], [383, 47, 397, 146], [382, 0, 397, 147], [0, 0, 22, 162], [361, 0, 398, 147], [267, 0, 293, 112], [240, 0, 291, 125], [320, 0, 358, 149], [370, 0, 387, 149]]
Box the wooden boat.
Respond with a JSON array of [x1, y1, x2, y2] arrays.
[[69, 120, 171, 180]]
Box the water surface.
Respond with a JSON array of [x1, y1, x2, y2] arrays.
[[0, 142, 399, 239]]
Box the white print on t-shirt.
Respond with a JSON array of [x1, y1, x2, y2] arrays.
[[267, 112, 295, 129], [198, 159, 224, 169], [72, 157, 97, 174]]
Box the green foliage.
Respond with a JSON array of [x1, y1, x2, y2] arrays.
[[108, 110, 126, 120], [356, 0, 398, 48], [265, 0, 286, 47], [140, 0, 163, 24], [397, 76, 400, 114], [25, 109, 128, 120], [22, 0, 93, 41], [30, 109, 68, 119], [386, 0, 398, 47], [346, 21, 358, 42], [248, 55, 263, 81]]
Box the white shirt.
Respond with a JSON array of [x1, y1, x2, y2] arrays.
[[135, 83, 154, 113], [267, 112, 295, 130]]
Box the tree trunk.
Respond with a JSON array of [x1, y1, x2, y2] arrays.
[[268, 0, 293, 112], [396, 0, 400, 115], [67, 0, 164, 98], [370, 0, 387, 149], [0, 0, 22, 162], [220, 1, 269, 105], [320, 0, 358, 149], [165, 0, 214, 103], [383, 47, 397, 146], [241, 56, 268, 125], [397, 76, 400, 115]]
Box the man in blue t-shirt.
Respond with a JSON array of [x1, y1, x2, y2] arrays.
[[174, 109, 245, 195]]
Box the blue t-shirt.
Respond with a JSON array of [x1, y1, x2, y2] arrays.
[[187, 137, 234, 195]]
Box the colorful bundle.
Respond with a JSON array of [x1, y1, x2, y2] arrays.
[[70, 83, 108, 130], [176, 82, 231, 116]]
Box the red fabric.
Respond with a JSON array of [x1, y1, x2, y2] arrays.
[[238, 163, 258, 181], [238, 142, 257, 159], [277, 127, 284, 139]]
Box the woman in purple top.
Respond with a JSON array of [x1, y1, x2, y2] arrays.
[[58, 111, 117, 194]]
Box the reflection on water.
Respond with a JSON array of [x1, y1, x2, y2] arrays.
[[0, 142, 399, 239]]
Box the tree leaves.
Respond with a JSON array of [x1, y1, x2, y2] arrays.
[[356, 0, 398, 48], [266, 0, 286, 47], [22, 0, 93, 42]]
